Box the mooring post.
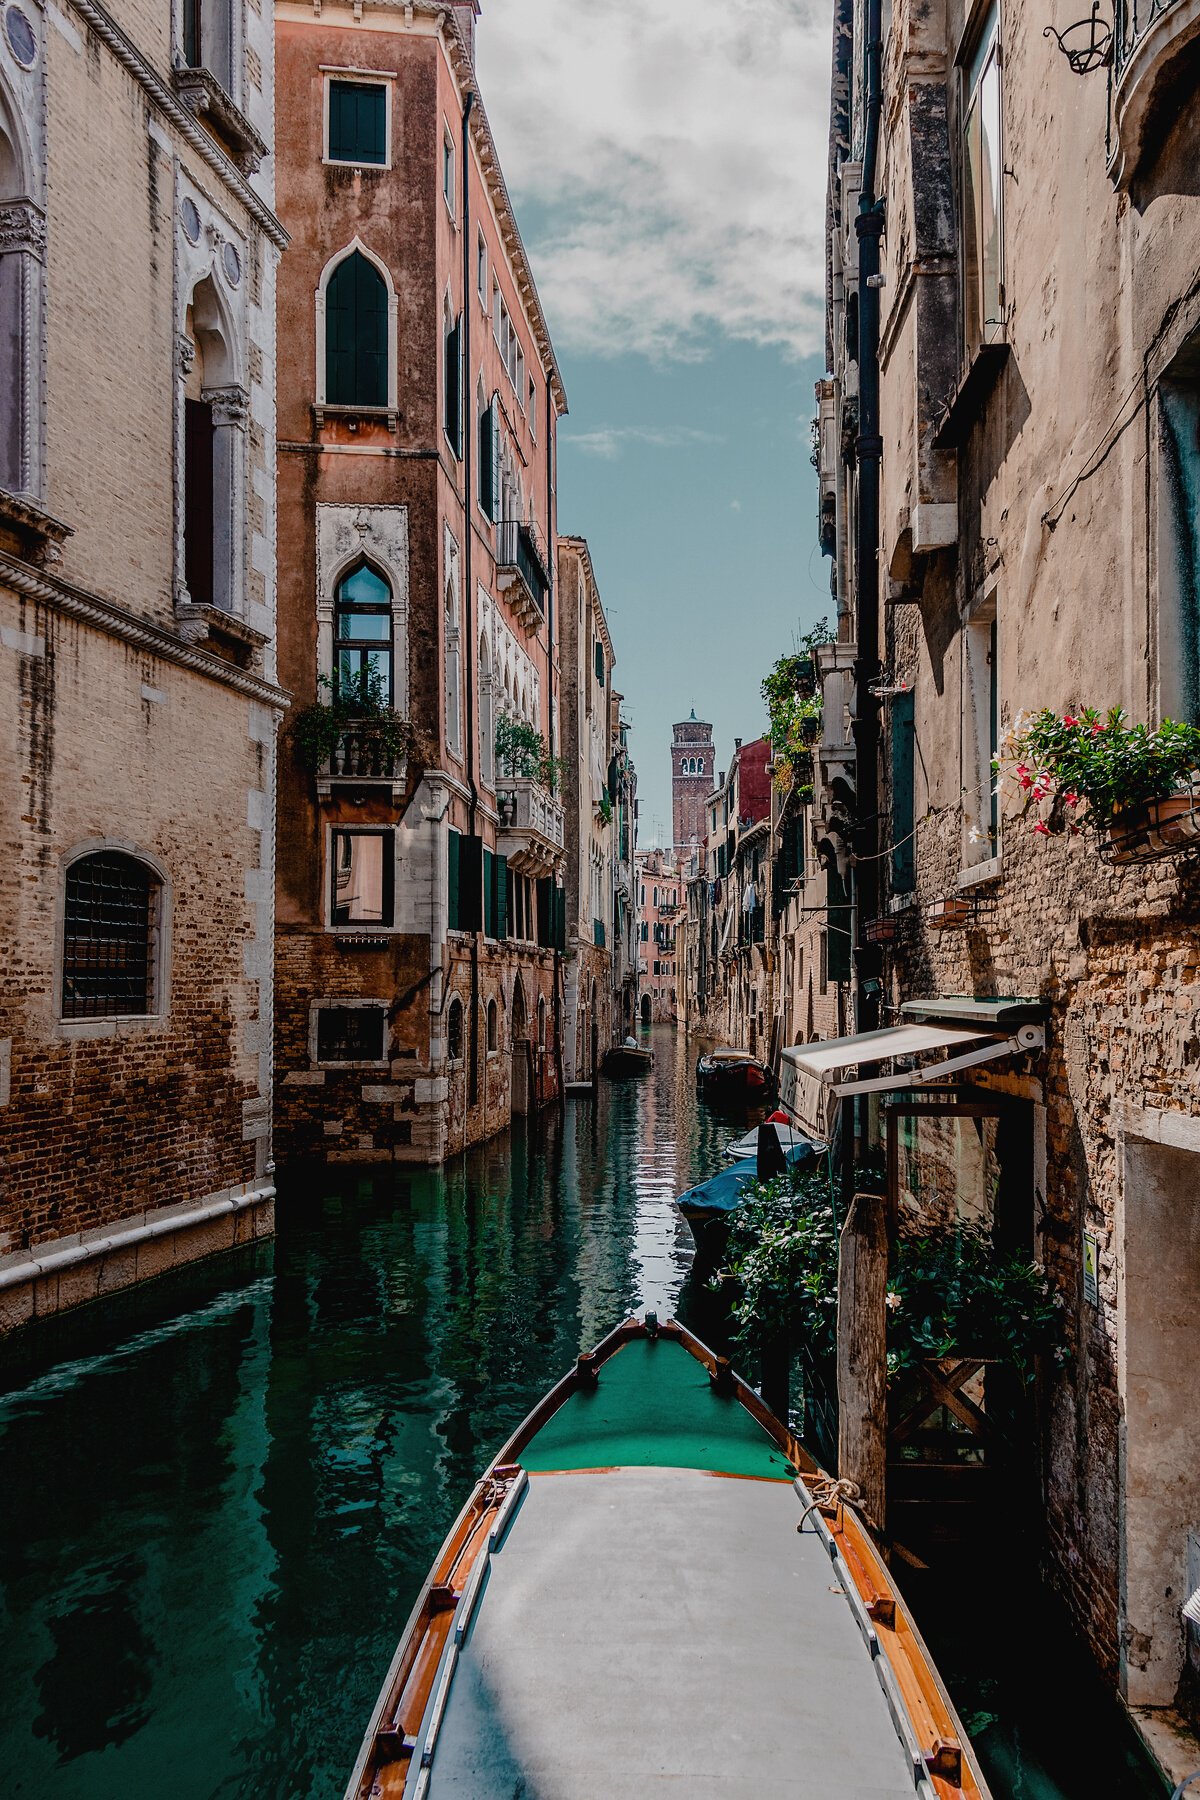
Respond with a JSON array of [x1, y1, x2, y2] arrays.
[[837, 1189, 888, 1531]]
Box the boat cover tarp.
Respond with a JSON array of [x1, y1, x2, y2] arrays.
[[414, 1465, 923, 1798], [676, 1139, 820, 1222], [520, 1337, 794, 1481]]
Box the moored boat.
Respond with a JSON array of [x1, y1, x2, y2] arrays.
[[676, 1133, 822, 1255], [344, 1313, 989, 1800], [722, 1108, 820, 1162], [601, 1039, 654, 1076], [695, 1044, 777, 1105]]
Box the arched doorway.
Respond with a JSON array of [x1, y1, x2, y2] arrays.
[[640, 993, 651, 1027], [511, 978, 529, 1116]]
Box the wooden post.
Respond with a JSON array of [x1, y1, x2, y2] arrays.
[[837, 1189, 888, 1531]]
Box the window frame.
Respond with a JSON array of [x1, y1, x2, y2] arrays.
[[486, 996, 499, 1057], [960, 590, 1002, 876], [442, 124, 456, 218], [57, 843, 171, 1036], [315, 238, 399, 421], [957, 2, 1005, 354], [333, 559, 394, 707], [322, 71, 393, 171], [308, 998, 390, 1070], [446, 994, 465, 1064], [327, 826, 397, 930]]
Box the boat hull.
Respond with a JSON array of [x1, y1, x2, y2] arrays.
[[600, 1046, 653, 1076]]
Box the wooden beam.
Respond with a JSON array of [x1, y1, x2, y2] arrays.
[[837, 1189, 889, 1531]]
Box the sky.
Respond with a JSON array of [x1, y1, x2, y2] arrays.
[[475, 0, 835, 845]]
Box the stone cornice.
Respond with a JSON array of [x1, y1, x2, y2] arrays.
[[65, 0, 288, 251], [0, 552, 290, 709]]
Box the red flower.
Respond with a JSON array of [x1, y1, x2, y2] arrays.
[[1091, 719, 1103, 735], [1033, 820, 1050, 835], [1063, 714, 1077, 728], [1063, 791, 1079, 807]]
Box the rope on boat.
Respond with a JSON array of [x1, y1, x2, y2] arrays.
[[796, 1475, 861, 1532], [1170, 1775, 1200, 1800]]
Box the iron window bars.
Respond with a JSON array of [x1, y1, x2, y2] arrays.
[[62, 852, 156, 1018]]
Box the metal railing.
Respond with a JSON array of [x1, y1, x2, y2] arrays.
[[495, 518, 549, 616], [495, 775, 565, 848], [1113, 0, 1183, 74]]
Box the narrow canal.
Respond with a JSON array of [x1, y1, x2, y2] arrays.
[[0, 1027, 1164, 1799]]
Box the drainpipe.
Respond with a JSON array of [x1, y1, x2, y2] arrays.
[[851, 0, 885, 1173], [461, 87, 481, 1110]]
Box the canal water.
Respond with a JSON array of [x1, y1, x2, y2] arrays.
[[0, 1026, 1165, 1799]]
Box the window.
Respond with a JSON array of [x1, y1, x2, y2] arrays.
[[594, 641, 605, 686], [444, 308, 463, 455], [479, 634, 495, 787], [961, 6, 1004, 350], [477, 230, 487, 302], [328, 80, 387, 166], [443, 130, 455, 213], [62, 852, 160, 1019], [182, 0, 233, 91], [487, 997, 499, 1054], [316, 1005, 385, 1063], [483, 847, 508, 940], [962, 597, 999, 866], [447, 996, 464, 1062], [448, 829, 484, 932], [445, 569, 461, 757], [184, 396, 215, 606], [335, 562, 392, 705], [529, 379, 537, 440], [325, 250, 389, 407], [538, 996, 547, 1048], [331, 830, 394, 926]]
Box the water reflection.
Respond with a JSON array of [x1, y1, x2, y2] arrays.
[[0, 1026, 1161, 1800]]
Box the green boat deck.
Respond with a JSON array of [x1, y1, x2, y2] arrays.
[[519, 1336, 796, 1480]]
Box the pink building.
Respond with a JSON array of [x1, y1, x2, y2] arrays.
[[635, 848, 681, 1024]]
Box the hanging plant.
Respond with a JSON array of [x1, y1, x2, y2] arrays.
[[495, 712, 567, 794], [762, 623, 831, 793]]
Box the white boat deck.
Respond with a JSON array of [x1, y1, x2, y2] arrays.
[[408, 1465, 930, 1798]]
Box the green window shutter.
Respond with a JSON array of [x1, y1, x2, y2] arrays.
[[489, 396, 500, 519], [457, 833, 484, 933], [326, 251, 388, 408], [536, 876, 552, 948], [483, 848, 495, 937], [328, 81, 386, 165], [479, 400, 494, 516], [890, 690, 916, 894], [445, 316, 462, 455], [555, 885, 567, 951], [494, 852, 508, 941], [447, 828, 461, 930], [827, 863, 852, 983]]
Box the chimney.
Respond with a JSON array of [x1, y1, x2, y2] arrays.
[[449, 0, 479, 58]]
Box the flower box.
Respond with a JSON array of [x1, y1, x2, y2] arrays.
[[865, 916, 898, 943], [927, 895, 972, 931], [1104, 787, 1200, 866]]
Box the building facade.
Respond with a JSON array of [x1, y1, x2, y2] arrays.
[[610, 710, 639, 1039], [671, 711, 714, 862], [559, 535, 615, 1081], [0, 0, 285, 1330], [272, 0, 569, 1164], [635, 849, 680, 1024], [815, 0, 1200, 1774]]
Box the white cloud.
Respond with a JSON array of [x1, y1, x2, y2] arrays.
[[566, 423, 724, 459], [475, 0, 832, 363]]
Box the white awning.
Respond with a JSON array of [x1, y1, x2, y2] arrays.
[[779, 1021, 1044, 1138]]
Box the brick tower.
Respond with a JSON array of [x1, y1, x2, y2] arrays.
[[671, 711, 715, 861]]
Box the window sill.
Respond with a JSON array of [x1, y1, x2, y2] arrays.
[[0, 486, 73, 567], [313, 403, 400, 431], [172, 65, 267, 174], [59, 1013, 165, 1039], [932, 342, 1010, 449], [311, 1059, 390, 1073], [323, 155, 390, 173], [957, 853, 1003, 890]]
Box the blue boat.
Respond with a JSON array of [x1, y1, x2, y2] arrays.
[[676, 1138, 821, 1253]]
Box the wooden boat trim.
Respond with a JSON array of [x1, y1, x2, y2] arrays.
[[344, 1312, 988, 1800]]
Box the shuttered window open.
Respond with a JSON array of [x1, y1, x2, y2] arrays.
[[444, 314, 462, 456]]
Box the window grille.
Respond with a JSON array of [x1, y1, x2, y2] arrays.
[[316, 1006, 385, 1062], [62, 852, 156, 1018]]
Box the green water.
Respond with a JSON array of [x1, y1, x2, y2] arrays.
[[0, 1027, 1166, 1798]]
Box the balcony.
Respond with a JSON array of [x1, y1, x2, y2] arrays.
[[1110, 0, 1200, 184], [316, 722, 408, 799], [496, 776, 565, 879], [495, 518, 550, 632]]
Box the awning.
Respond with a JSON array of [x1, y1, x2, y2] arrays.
[[778, 1019, 1045, 1138]]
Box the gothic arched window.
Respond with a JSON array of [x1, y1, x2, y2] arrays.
[[325, 250, 388, 407], [335, 562, 392, 706]]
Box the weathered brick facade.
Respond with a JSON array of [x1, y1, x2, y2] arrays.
[[0, 0, 285, 1329], [272, 1, 569, 1163]]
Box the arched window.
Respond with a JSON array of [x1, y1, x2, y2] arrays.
[[479, 634, 495, 787], [447, 996, 464, 1062], [182, 273, 244, 615], [0, 80, 43, 499], [538, 996, 547, 1049], [487, 997, 499, 1054], [325, 250, 388, 407], [444, 572, 461, 756], [62, 852, 162, 1019], [335, 562, 392, 706]]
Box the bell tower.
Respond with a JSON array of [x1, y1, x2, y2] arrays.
[[671, 711, 715, 862]]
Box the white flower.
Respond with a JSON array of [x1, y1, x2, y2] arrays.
[[886, 1291, 902, 1311]]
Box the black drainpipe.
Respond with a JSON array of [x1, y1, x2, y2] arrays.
[[461, 88, 481, 1108], [851, 0, 885, 1171]]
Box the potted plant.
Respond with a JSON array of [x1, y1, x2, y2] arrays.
[[291, 671, 414, 776], [927, 894, 972, 930], [994, 706, 1200, 863]]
